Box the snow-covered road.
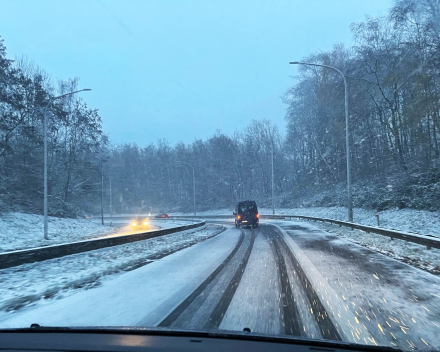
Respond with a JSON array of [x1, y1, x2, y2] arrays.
[[1, 221, 439, 351]]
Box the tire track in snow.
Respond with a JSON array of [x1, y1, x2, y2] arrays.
[[158, 231, 246, 327], [159, 223, 341, 340], [264, 226, 303, 336], [271, 226, 342, 341], [205, 230, 256, 329]]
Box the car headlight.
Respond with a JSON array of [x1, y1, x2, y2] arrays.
[[144, 221, 148, 226], [132, 222, 137, 226]]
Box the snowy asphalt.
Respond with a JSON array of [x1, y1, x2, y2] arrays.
[[1, 221, 439, 351]]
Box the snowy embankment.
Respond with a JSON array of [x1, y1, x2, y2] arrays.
[[0, 213, 191, 253], [0, 213, 118, 253], [0, 224, 224, 314], [186, 206, 440, 237]]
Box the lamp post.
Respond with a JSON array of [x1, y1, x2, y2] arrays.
[[177, 161, 196, 216], [100, 175, 113, 226], [289, 61, 352, 222], [271, 134, 275, 216], [43, 89, 92, 239], [101, 163, 104, 226]]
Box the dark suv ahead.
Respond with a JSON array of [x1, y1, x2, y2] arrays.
[[233, 200, 259, 228]]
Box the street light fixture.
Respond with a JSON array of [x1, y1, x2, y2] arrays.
[[176, 161, 196, 216], [289, 61, 353, 222], [43, 89, 92, 239]]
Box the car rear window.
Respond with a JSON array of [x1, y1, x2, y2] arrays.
[[238, 202, 257, 213]]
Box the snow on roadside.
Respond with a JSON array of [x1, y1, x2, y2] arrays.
[[0, 212, 193, 253], [177, 207, 440, 237], [0, 224, 224, 315], [261, 206, 440, 238], [0, 213, 120, 253], [310, 220, 440, 275]]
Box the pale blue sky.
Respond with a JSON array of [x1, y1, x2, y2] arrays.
[[0, 0, 390, 146]]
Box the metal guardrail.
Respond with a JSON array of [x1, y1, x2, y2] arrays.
[[279, 215, 440, 250], [170, 215, 231, 219], [0, 221, 206, 270], [170, 214, 440, 250], [103, 216, 200, 221]]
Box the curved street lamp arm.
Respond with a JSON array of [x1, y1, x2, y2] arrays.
[[176, 160, 194, 171], [44, 89, 92, 113], [43, 89, 92, 118], [289, 61, 346, 83]]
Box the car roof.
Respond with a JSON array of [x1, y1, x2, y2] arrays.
[[237, 200, 257, 206]]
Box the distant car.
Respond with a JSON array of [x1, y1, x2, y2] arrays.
[[155, 213, 170, 218], [130, 218, 149, 229], [233, 200, 259, 228]]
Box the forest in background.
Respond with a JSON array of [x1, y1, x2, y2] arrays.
[[1, 0, 440, 217]]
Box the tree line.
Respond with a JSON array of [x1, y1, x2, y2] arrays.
[[0, 39, 106, 216], [103, 121, 283, 214], [284, 0, 440, 210], [1, 0, 440, 216]]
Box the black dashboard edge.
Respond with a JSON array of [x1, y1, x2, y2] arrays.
[[0, 327, 402, 352]]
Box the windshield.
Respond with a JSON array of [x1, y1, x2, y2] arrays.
[[1, 1, 440, 351]]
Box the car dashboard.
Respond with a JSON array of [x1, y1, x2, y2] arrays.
[[0, 328, 401, 352]]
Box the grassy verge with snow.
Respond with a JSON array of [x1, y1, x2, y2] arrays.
[[0, 213, 192, 253], [315, 221, 440, 275], [0, 213, 121, 253]]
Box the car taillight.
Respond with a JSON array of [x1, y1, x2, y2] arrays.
[[256, 214, 260, 218], [237, 215, 241, 220]]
